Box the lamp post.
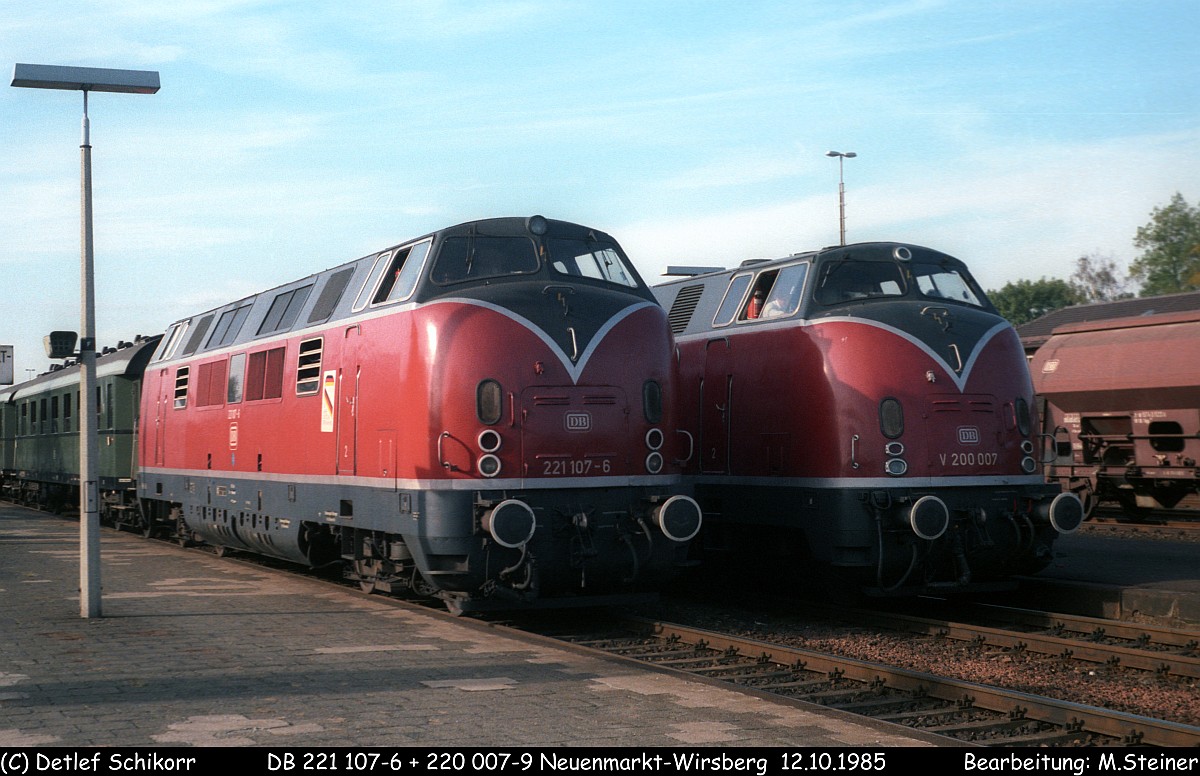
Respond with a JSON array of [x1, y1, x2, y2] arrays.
[[12, 63, 160, 618], [825, 150, 856, 246]]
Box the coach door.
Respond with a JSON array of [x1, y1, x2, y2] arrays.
[[336, 326, 360, 475], [701, 338, 732, 474]]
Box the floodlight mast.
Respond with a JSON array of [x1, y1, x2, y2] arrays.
[[11, 63, 159, 619]]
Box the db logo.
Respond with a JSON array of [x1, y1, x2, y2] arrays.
[[957, 426, 980, 445], [565, 412, 591, 432]]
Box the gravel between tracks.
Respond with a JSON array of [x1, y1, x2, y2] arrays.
[[647, 599, 1200, 728]]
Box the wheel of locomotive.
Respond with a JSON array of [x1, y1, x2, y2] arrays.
[[353, 560, 378, 594], [411, 570, 439, 599]]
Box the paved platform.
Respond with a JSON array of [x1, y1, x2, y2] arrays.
[[0, 505, 938, 749], [1005, 527, 1200, 628]]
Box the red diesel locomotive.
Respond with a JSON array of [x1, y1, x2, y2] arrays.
[[653, 242, 1082, 596], [139, 216, 701, 612]]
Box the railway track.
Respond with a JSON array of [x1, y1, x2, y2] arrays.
[[820, 600, 1200, 680], [507, 612, 1200, 747]]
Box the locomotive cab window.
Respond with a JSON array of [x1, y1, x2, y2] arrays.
[[740, 270, 777, 321], [432, 235, 539, 284], [548, 239, 638, 288], [153, 320, 189, 362], [759, 263, 809, 320], [713, 273, 753, 327], [371, 240, 431, 306], [911, 262, 985, 307], [815, 259, 905, 305]]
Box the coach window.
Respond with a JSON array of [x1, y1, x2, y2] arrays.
[[227, 353, 246, 404], [713, 273, 753, 327], [51, 396, 59, 433], [63, 393, 72, 433]]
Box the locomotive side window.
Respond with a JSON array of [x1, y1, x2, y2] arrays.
[[181, 315, 213, 357], [246, 347, 286, 401], [912, 262, 984, 307], [258, 284, 314, 336], [548, 239, 638, 288], [207, 304, 253, 350], [227, 353, 246, 404], [370, 240, 431, 305], [196, 361, 228, 407], [432, 236, 539, 284], [63, 393, 71, 433], [173, 367, 190, 409], [713, 273, 753, 327], [308, 267, 355, 324], [295, 338, 323, 395]]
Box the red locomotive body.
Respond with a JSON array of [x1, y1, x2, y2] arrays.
[[139, 216, 701, 611], [654, 243, 1081, 596], [1031, 310, 1200, 519]]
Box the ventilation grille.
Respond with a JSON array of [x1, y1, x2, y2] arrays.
[[667, 284, 705, 334]]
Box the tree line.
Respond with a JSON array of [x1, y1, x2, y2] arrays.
[[986, 192, 1200, 325]]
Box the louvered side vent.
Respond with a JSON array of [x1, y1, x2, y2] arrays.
[[667, 284, 705, 335]]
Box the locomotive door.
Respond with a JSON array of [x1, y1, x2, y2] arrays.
[[336, 326, 361, 475], [701, 338, 732, 474], [153, 368, 170, 466]]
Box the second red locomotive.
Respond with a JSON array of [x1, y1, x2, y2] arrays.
[[653, 242, 1082, 596], [138, 216, 701, 612]]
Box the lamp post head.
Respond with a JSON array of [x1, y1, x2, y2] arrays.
[[12, 63, 159, 94], [826, 150, 857, 159]]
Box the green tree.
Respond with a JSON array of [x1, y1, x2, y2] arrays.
[[986, 277, 1082, 326], [1070, 253, 1134, 302], [1129, 192, 1200, 296]]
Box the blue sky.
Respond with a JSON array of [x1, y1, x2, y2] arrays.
[[2, 0, 1197, 375]]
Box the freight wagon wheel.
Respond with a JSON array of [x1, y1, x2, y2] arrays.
[[1114, 492, 1151, 523]]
